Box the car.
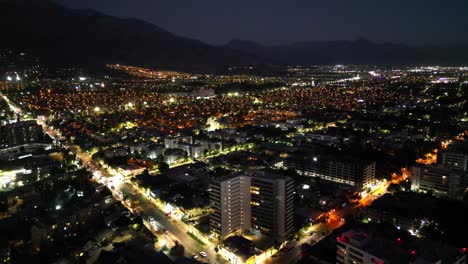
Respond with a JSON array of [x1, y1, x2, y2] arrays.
[[192, 254, 198, 259], [163, 228, 168, 234], [199, 252, 207, 258], [301, 243, 311, 251], [148, 216, 155, 222], [281, 241, 296, 252], [308, 231, 314, 236]]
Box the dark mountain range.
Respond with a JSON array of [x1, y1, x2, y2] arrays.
[[1, 0, 466, 74], [0, 0, 269, 73], [225, 38, 468, 66]]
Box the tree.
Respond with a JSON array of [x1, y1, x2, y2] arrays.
[[158, 161, 169, 174], [387, 183, 400, 194], [420, 223, 442, 240], [0, 196, 8, 213], [50, 167, 65, 176], [400, 180, 411, 191], [170, 242, 185, 258], [75, 168, 92, 179]]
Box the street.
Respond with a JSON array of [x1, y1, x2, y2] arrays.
[[20, 100, 225, 263], [0, 93, 411, 264]]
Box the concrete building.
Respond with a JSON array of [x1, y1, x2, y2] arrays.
[[210, 174, 251, 239], [0, 120, 44, 148], [164, 136, 193, 149], [284, 156, 375, 190], [209, 171, 294, 239], [337, 229, 466, 264], [164, 136, 210, 159], [337, 230, 388, 264], [163, 148, 186, 164], [196, 139, 223, 153], [176, 142, 205, 159], [440, 143, 468, 172], [249, 171, 294, 239], [146, 144, 165, 159], [411, 164, 463, 200]]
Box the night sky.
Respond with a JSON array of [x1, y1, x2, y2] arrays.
[[56, 0, 468, 46]]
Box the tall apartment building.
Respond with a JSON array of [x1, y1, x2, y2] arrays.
[[0, 120, 43, 148], [411, 164, 463, 200], [210, 171, 294, 239], [249, 171, 294, 238], [284, 156, 375, 190], [210, 174, 251, 238], [440, 143, 468, 172]]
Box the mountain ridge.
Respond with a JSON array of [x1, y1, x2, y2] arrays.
[[225, 38, 468, 66], [0, 0, 269, 73], [1, 0, 467, 73]]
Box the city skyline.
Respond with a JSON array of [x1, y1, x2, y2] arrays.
[[0, 1, 467, 264]]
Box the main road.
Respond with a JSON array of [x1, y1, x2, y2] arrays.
[[1, 93, 406, 264], [1, 94, 225, 263], [57, 132, 225, 263]]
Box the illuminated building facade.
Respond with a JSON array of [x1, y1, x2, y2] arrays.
[[210, 174, 251, 238], [209, 171, 294, 239], [337, 230, 385, 264], [284, 156, 375, 190], [249, 171, 294, 238], [411, 164, 463, 200]]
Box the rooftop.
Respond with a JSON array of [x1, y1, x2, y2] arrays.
[[337, 226, 466, 264], [246, 170, 292, 181], [410, 239, 466, 264], [338, 229, 408, 263]]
